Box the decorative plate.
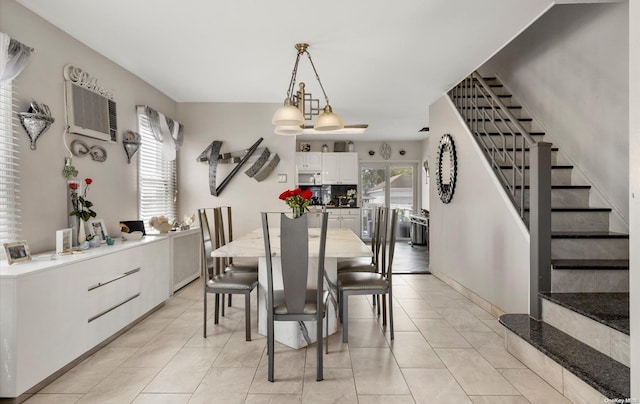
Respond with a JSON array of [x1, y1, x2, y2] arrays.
[[379, 143, 392, 160]]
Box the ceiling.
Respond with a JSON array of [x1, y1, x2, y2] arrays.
[[17, 0, 554, 141]]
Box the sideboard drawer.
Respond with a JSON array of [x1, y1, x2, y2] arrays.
[[86, 268, 142, 323]]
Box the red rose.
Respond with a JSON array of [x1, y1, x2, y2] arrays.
[[292, 188, 302, 196], [85, 178, 93, 185], [69, 182, 79, 190], [279, 190, 292, 200], [301, 189, 313, 200]]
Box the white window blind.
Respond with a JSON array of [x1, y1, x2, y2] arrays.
[[137, 109, 177, 224], [0, 81, 21, 249]]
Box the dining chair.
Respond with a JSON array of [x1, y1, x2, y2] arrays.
[[261, 211, 329, 382], [213, 206, 259, 311], [337, 206, 383, 273], [337, 208, 397, 343], [198, 208, 258, 341]]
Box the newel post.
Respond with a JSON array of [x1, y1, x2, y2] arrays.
[[529, 142, 552, 319]]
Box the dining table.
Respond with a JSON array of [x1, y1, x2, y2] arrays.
[[211, 226, 372, 349]]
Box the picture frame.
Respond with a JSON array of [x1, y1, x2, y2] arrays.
[[3, 240, 31, 265], [56, 228, 73, 254], [87, 218, 108, 242]]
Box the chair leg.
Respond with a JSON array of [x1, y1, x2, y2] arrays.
[[245, 292, 251, 341], [221, 295, 226, 317], [325, 310, 329, 355], [377, 295, 381, 316], [338, 290, 343, 323], [388, 293, 394, 340], [382, 295, 387, 326], [228, 294, 233, 307], [214, 294, 220, 324], [317, 314, 323, 381], [203, 290, 208, 338], [342, 293, 349, 343], [268, 315, 275, 382]]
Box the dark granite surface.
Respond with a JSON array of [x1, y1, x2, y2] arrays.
[[540, 292, 629, 335], [500, 314, 630, 399]]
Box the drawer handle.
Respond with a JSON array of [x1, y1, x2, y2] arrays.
[[88, 268, 141, 291], [88, 293, 140, 323]]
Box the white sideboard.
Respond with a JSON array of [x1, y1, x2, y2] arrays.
[[0, 237, 173, 398], [146, 227, 201, 293]]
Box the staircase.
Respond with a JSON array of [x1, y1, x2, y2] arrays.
[[449, 73, 630, 403]]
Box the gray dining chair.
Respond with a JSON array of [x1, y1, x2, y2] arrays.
[[337, 206, 384, 272], [261, 211, 329, 382], [213, 206, 258, 312], [198, 208, 258, 341], [337, 208, 397, 343]]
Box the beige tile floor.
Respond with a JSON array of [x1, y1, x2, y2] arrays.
[[24, 274, 571, 404]]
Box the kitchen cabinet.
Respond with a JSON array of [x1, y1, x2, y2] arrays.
[[321, 152, 358, 184], [326, 208, 360, 236], [296, 152, 322, 171]]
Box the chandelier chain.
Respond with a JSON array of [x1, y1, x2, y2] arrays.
[[304, 50, 330, 105]]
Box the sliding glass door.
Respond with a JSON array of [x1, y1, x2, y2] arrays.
[[360, 163, 416, 240]]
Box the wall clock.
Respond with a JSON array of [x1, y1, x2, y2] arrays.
[[436, 134, 457, 203], [379, 143, 392, 160]]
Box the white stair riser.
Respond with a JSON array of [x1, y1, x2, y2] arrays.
[[494, 150, 558, 166], [515, 188, 590, 208], [501, 168, 573, 186], [545, 211, 610, 232], [467, 119, 541, 133], [471, 96, 519, 108], [542, 299, 629, 367], [551, 269, 629, 293], [551, 238, 629, 260]]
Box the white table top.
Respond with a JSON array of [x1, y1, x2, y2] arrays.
[[212, 228, 372, 259]]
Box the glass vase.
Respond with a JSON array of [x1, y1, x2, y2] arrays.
[[67, 180, 80, 246], [292, 205, 304, 219]]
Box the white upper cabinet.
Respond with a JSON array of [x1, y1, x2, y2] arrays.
[[322, 152, 358, 184], [295, 152, 322, 171]]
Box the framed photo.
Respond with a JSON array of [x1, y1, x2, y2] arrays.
[[87, 219, 108, 242], [56, 228, 73, 254], [3, 241, 31, 265]]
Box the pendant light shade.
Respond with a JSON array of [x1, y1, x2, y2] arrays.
[[274, 124, 303, 136], [272, 102, 305, 126], [313, 104, 344, 131]]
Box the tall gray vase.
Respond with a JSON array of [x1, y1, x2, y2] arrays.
[[67, 181, 79, 246]]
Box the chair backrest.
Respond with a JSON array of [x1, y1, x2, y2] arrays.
[[381, 208, 398, 281], [371, 206, 384, 267], [261, 212, 328, 315], [197, 208, 216, 280], [213, 206, 235, 266]]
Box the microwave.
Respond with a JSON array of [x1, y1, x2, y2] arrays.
[[297, 171, 321, 185]]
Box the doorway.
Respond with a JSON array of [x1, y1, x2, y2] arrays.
[[360, 163, 417, 241]]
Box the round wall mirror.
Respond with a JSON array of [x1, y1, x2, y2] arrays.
[[436, 134, 457, 203]]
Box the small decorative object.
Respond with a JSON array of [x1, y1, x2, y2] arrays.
[[18, 101, 54, 150], [87, 234, 101, 248], [3, 240, 31, 265], [70, 139, 107, 162], [87, 218, 108, 242], [122, 130, 141, 163], [379, 143, 392, 160], [436, 134, 457, 204], [78, 241, 90, 250], [299, 143, 311, 152], [368, 150, 375, 156], [179, 214, 195, 230], [279, 187, 313, 218], [149, 216, 173, 233], [423, 160, 429, 184], [62, 157, 78, 179], [69, 177, 96, 244], [321, 144, 329, 152], [56, 228, 73, 255], [334, 141, 346, 152], [105, 235, 115, 245], [347, 141, 354, 152], [399, 149, 406, 156], [121, 231, 143, 241], [346, 189, 357, 207]]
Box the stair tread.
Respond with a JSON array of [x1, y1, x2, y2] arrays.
[[515, 185, 589, 189], [524, 206, 611, 212], [551, 231, 628, 239], [499, 164, 573, 169], [494, 147, 559, 152], [470, 118, 532, 122], [486, 132, 545, 135], [539, 292, 629, 335], [500, 313, 629, 399], [459, 105, 519, 109], [551, 258, 630, 270]]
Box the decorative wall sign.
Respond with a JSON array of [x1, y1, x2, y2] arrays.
[[70, 139, 107, 162], [63, 64, 114, 99], [436, 134, 457, 203], [122, 130, 141, 163]]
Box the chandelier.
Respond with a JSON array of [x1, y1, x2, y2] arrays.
[[272, 43, 348, 136]]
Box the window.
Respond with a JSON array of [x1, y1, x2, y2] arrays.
[[0, 80, 21, 250], [137, 109, 177, 224]]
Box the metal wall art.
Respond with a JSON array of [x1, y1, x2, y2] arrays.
[[18, 101, 54, 150], [70, 139, 107, 162], [436, 134, 457, 204], [197, 137, 280, 196], [122, 130, 141, 163]]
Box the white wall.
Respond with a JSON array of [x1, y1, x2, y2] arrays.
[[421, 138, 430, 211], [629, 0, 639, 396], [429, 96, 530, 314], [176, 103, 296, 237], [479, 2, 629, 230], [2, 0, 177, 253]]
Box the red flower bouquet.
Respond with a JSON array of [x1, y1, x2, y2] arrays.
[[279, 187, 312, 218]]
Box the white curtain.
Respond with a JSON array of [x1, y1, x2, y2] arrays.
[[0, 32, 32, 82], [142, 106, 184, 161]]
